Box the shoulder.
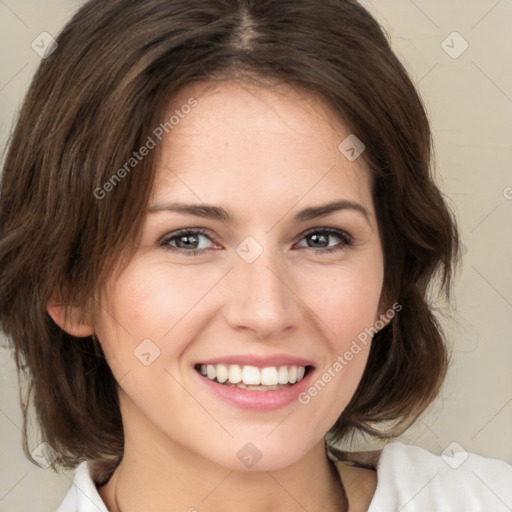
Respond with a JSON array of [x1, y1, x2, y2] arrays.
[[56, 461, 109, 512], [328, 441, 512, 511], [371, 442, 512, 511]]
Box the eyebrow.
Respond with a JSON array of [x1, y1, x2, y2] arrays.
[[148, 199, 372, 226]]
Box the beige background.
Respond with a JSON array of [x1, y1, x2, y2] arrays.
[[1, 1, 511, 510]]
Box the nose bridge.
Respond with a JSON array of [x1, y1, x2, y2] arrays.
[[224, 238, 302, 339]]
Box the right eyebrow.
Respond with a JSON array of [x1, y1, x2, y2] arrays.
[[148, 199, 372, 227]]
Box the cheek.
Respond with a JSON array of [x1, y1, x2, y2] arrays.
[[93, 263, 207, 372], [299, 260, 383, 345], [93, 258, 240, 396], [105, 261, 216, 332], [296, 265, 379, 425]]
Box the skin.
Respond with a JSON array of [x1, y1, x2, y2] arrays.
[[48, 80, 388, 511]]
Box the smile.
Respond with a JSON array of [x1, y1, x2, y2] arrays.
[[195, 363, 309, 390], [193, 355, 316, 410]]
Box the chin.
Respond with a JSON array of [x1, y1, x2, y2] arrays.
[[199, 433, 318, 473]]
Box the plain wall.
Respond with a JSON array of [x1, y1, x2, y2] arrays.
[[1, 1, 511, 510]]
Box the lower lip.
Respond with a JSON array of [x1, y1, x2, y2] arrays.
[[194, 368, 314, 411]]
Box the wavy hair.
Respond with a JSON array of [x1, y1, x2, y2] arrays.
[[0, 0, 460, 480]]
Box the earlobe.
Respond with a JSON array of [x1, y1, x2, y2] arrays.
[[46, 298, 94, 338]]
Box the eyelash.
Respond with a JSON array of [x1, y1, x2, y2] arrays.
[[158, 227, 353, 256]]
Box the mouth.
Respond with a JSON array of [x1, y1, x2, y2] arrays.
[[194, 363, 314, 391]]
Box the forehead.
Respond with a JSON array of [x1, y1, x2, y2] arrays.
[[149, 80, 374, 220]]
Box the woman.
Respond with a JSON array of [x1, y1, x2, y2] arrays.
[[0, 0, 510, 510]]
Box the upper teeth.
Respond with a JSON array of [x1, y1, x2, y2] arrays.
[[199, 364, 306, 386]]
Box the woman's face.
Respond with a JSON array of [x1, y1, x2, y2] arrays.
[[94, 80, 385, 471]]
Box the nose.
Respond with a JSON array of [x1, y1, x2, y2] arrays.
[[223, 248, 303, 340]]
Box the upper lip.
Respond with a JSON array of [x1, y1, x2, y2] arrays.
[[196, 354, 315, 368]]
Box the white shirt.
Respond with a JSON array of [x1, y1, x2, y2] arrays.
[[56, 442, 512, 511]]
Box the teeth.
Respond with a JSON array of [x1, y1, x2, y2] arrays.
[[261, 367, 278, 386], [242, 365, 261, 385], [198, 364, 308, 387], [216, 364, 229, 383], [228, 365, 242, 384], [277, 366, 289, 384], [206, 365, 216, 380]]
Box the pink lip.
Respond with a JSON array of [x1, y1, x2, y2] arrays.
[[194, 364, 315, 411], [196, 354, 315, 368]]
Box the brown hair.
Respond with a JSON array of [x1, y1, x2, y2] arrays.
[[0, 0, 460, 478]]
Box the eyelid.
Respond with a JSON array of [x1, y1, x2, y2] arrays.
[[158, 225, 354, 255], [297, 226, 353, 245], [158, 227, 219, 247]]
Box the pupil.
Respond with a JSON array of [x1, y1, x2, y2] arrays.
[[310, 233, 327, 248], [178, 234, 198, 249]]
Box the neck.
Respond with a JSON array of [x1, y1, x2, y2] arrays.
[[98, 403, 345, 512]]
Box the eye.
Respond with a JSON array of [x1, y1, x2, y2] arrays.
[[159, 228, 217, 256], [295, 227, 353, 254], [158, 226, 353, 256]]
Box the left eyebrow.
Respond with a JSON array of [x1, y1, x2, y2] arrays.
[[148, 199, 372, 226], [294, 200, 372, 226]]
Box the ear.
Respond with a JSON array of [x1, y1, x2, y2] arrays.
[[47, 297, 95, 338]]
